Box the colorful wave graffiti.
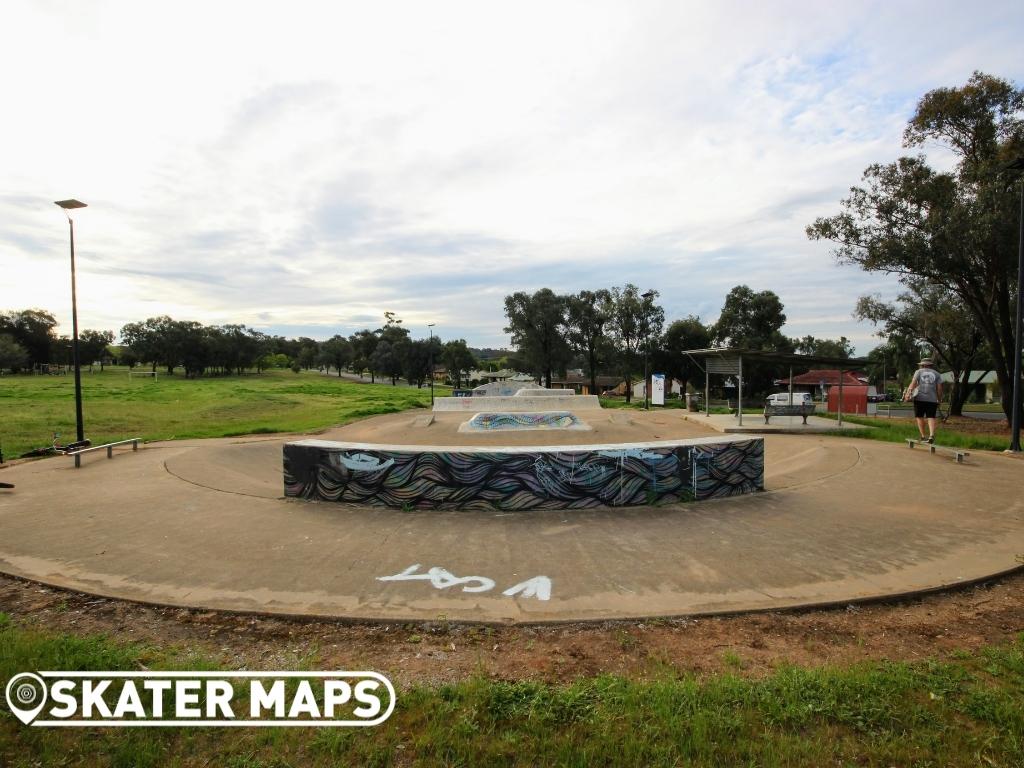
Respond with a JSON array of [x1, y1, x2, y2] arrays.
[[466, 412, 582, 431], [283, 439, 764, 511]]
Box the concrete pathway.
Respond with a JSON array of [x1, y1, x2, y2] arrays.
[[0, 429, 1021, 624]]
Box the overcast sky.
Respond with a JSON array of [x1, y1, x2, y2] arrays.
[[3, 1, 1022, 353]]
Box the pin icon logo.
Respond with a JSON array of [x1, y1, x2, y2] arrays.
[[5, 673, 48, 725]]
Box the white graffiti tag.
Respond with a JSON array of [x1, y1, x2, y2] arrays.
[[502, 576, 552, 602], [377, 565, 552, 601], [377, 564, 495, 593]]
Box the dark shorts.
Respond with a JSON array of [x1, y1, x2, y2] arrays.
[[913, 399, 938, 418]]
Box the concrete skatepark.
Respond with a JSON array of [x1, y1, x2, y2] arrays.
[[1, 396, 1023, 624]]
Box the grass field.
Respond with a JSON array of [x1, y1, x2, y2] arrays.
[[1, 615, 1022, 767], [0, 367, 440, 458], [822, 413, 1011, 451]]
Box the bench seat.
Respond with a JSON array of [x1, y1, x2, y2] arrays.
[[763, 403, 815, 424]]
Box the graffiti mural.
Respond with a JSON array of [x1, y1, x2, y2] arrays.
[[465, 411, 584, 431], [283, 438, 764, 511]]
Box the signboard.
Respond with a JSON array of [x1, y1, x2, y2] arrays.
[[707, 358, 740, 374], [452, 389, 473, 397], [651, 373, 665, 406]]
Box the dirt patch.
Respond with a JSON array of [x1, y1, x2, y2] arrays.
[[2, 570, 1022, 687], [940, 414, 1010, 435]]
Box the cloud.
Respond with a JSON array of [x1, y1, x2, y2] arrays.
[[1, 0, 1022, 353]]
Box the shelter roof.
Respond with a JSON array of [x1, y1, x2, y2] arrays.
[[778, 369, 867, 386], [682, 348, 869, 369]]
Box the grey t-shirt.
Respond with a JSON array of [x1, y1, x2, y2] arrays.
[[911, 368, 941, 402]]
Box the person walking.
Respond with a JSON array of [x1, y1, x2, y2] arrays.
[[903, 358, 944, 443]]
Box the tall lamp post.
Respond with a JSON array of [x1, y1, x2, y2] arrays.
[[427, 323, 436, 407], [1006, 157, 1024, 453], [55, 199, 88, 445], [642, 290, 655, 410]]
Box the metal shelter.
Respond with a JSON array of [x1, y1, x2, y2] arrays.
[[682, 348, 871, 427]]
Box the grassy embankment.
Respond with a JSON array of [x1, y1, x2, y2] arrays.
[[1, 615, 1022, 767], [0, 367, 442, 458]]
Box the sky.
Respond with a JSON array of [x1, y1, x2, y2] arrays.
[[2, 1, 1023, 354]]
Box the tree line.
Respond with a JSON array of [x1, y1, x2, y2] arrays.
[[1, 310, 113, 373], [504, 283, 855, 404], [0, 309, 479, 388]]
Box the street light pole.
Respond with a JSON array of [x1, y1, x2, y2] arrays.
[[55, 199, 88, 445], [427, 323, 436, 407], [1011, 170, 1024, 452], [1004, 157, 1024, 453]]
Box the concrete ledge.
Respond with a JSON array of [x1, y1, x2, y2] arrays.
[[457, 412, 592, 433], [433, 395, 602, 412], [514, 389, 575, 397], [283, 436, 764, 510]]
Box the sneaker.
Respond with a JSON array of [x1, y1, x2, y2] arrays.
[[925, 437, 935, 444]]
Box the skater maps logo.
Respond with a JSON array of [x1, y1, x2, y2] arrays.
[[4, 671, 394, 727]]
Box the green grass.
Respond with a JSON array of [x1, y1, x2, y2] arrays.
[[1, 615, 1022, 766], [599, 397, 685, 410], [0, 367, 442, 457], [821, 414, 1011, 451]]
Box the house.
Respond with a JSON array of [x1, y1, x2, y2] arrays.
[[775, 369, 869, 401], [549, 374, 622, 396], [940, 370, 999, 403]]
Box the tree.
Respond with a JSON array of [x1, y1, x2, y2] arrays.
[[793, 335, 855, 359], [349, 330, 380, 381], [174, 321, 211, 378], [206, 324, 262, 375], [378, 312, 410, 346], [652, 316, 712, 396], [319, 335, 352, 376], [402, 339, 436, 388], [864, 335, 926, 395], [606, 284, 665, 403], [442, 339, 477, 388], [712, 286, 791, 351], [503, 289, 571, 388], [0, 334, 29, 372], [0, 309, 58, 368], [295, 338, 319, 371], [120, 318, 161, 372], [807, 72, 1024, 424], [369, 340, 403, 385], [856, 283, 988, 415], [565, 290, 613, 395], [712, 285, 793, 399], [78, 329, 115, 372]]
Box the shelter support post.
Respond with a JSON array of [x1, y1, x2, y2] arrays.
[[737, 355, 743, 426], [838, 369, 844, 428]]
